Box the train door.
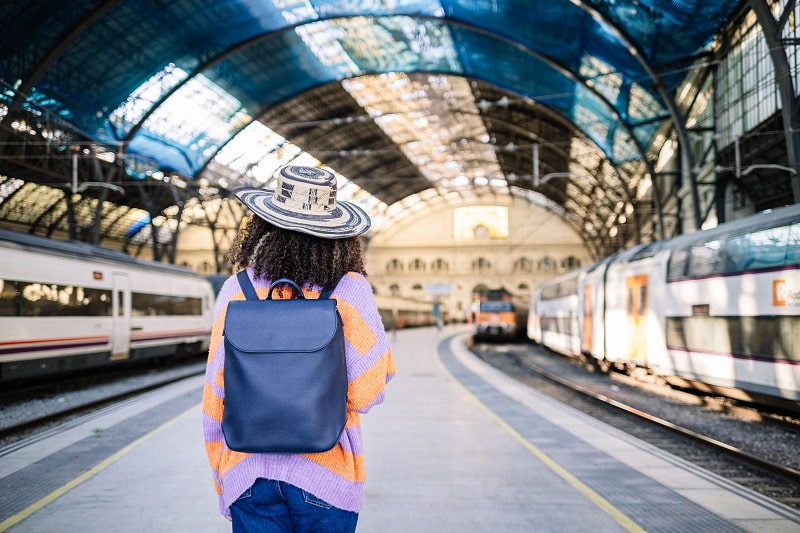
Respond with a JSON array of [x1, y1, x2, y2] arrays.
[[625, 274, 648, 363], [582, 284, 593, 354], [111, 272, 131, 360], [528, 295, 540, 343]]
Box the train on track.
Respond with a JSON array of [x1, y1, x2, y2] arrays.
[[374, 294, 438, 330], [210, 274, 440, 330], [0, 228, 215, 383], [473, 287, 528, 340], [528, 203, 800, 409]]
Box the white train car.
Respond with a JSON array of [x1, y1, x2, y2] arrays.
[[526, 284, 543, 344], [0, 228, 215, 382], [530, 203, 800, 406], [578, 254, 618, 366], [652, 205, 800, 402], [602, 242, 670, 371], [527, 266, 587, 357], [373, 293, 436, 329]]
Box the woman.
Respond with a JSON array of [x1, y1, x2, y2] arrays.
[[202, 165, 395, 532]]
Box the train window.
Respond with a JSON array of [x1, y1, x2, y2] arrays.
[[667, 248, 689, 281], [0, 278, 112, 317], [639, 286, 646, 316], [479, 301, 513, 312], [720, 235, 749, 272], [540, 278, 577, 300], [688, 242, 722, 277], [744, 225, 791, 270], [540, 285, 557, 299], [788, 223, 800, 264], [131, 292, 202, 316], [670, 221, 799, 281], [666, 316, 800, 362]]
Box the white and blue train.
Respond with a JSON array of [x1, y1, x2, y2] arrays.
[[528, 203, 800, 407], [0, 228, 215, 382]]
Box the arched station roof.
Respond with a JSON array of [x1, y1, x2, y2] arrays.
[[0, 0, 745, 260]]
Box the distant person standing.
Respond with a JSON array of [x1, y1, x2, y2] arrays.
[[388, 307, 398, 340], [432, 300, 443, 330]]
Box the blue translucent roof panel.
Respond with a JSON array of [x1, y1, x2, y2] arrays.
[[1, 0, 743, 177]]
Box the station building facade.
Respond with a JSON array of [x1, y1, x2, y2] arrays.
[[363, 198, 589, 322], [172, 195, 589, 324]]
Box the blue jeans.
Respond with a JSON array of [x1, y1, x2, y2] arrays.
[[231, 478, 358, 532]]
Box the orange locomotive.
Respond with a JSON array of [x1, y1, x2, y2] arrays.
[[474, 288, 520, 340]]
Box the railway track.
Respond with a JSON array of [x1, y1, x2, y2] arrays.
[[470, 339, 800, 511], [0, 362, 205, 449]]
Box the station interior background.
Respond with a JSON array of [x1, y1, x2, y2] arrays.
[[1, 1, 799, 322]]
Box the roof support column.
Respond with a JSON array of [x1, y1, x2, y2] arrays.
[[577, 2, 701, 232], [748, 0, 800, 204]]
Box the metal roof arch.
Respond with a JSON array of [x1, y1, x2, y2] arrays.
[[0, 0, 747, 257], [114, 13, 656, 178], [1, 1, 745, 177]]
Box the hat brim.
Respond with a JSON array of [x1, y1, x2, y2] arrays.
[[234, 187, 371, 239]]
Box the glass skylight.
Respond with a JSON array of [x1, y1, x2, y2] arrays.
[[342, 73, 507, 195]]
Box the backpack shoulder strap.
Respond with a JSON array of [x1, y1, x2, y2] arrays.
[[236, 270, 259, 300], [319, 274, 344, 300], [236, 271, 342, 300]]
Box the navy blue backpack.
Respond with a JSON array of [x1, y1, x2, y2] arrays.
[[221, 271, 347, 453]]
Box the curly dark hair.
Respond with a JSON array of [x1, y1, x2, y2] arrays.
[[225, 215, 367, 290]]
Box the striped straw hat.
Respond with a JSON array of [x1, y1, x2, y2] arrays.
[[233, 165, 371, 239]]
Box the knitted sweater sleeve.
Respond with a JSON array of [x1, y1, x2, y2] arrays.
[[334, 272, 396, 413], [201, 274, 239, 514]]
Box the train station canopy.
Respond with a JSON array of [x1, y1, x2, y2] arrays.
[[0, 0, 745, 258]]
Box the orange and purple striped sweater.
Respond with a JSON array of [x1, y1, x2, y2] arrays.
[[202, 269, 395, 516]]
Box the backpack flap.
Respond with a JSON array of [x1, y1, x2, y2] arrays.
[[221, 295, 348, 453], [224, 298, 340, 353]]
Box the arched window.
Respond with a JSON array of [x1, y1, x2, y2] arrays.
[[513, 256, 533, 273], [561, 256, 581, 270], [431, 258, 449, 272], [517, 283, 529, 292], [472, 284, 490, 297], [412, 283, 423, 291], [389, 283, 400, 296], [472, 257, 491, 274], [409, 258, 426, 272], [386, 258, 403, 273], [537, 256, 554, 272]]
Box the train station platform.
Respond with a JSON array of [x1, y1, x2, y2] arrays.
[[2, 324, 799, 532]]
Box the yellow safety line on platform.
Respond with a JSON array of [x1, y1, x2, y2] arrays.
[[438, 337, 646, 533], [0, 405, 198, 532]]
